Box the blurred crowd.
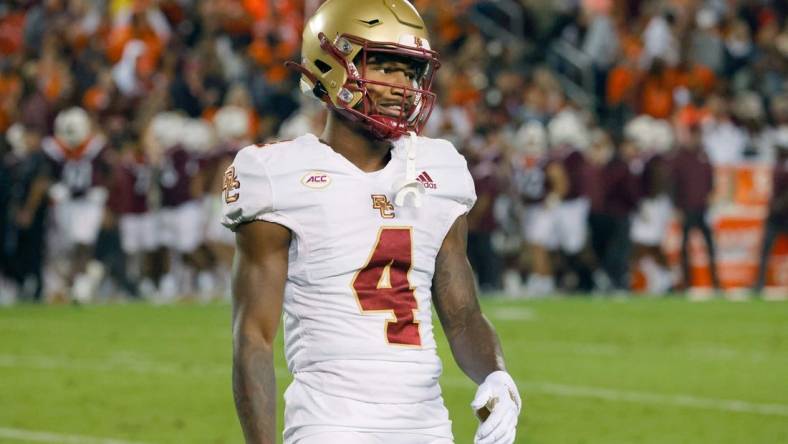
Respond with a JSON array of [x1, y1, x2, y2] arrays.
[[0, 0, 787, 304]]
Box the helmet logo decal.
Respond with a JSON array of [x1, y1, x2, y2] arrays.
[[357, 19, 382, 27]]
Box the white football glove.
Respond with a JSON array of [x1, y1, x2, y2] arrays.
[[471, 371, 522, 444]]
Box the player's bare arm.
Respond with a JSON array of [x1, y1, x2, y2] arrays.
[[545, 162, 569, 202], [231, 220, 290, 444], [433, 215, 522, 444], [433, 215, 504, 382], [16, 174, 50, 228]]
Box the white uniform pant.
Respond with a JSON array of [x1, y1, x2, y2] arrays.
[[119, 213, 159, 254], [284, 378, 453, 444], [630, 195, 672, 246], [293, 431, 454, 444], [158, 201, 204, 253], [54, 197, 104, 246], [204, 194, 234, 245], [522, 197, 589, 254]]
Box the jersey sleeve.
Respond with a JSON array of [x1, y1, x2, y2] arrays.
[[457, 163, 477, 213], [221, 146, 275, 231], [436, 138, 477, 214]]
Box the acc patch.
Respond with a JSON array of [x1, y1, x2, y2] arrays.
[[301, 171, 332, 189]]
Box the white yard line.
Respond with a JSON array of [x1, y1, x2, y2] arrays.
[[2, 354, 787, 418], [523, 381, 788, 417], [0, 354, 227, 376], [439, 376, 788, 417], [0, 427, 149, 444]]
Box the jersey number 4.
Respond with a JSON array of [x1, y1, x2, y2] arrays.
[[352, 227, 421, 346]]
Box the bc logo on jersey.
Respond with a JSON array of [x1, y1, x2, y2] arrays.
[[223, 166, 240, 203], [372, 195, 395, 219]]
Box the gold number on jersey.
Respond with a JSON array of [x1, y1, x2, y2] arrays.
[[351, 227, 421, 346]]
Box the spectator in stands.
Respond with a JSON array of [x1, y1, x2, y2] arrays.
[[639, 58, 674, 119], [672, 123, 721, 291], [641, 9, 679, 69], [702, 93, 748, 165], [581, 2, 618, 110], [753, 129, 788, 294], [688, 8, 724, 75], [605, 42, 641, 131], [723, 19, 755, 79], [0, 57, 23, 133]]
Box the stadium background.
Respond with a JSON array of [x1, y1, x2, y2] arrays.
[[0, 0, 787, 443]]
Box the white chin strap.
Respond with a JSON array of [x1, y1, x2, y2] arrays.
[[393, 131, 425, 208]]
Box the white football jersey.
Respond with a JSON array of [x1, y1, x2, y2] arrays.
[[222, 133, 476, 405]]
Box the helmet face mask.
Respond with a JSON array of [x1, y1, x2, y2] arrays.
[[344, 40, 439, 138], [290, 0, 440, 139]]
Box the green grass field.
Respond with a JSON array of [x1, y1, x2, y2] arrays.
[[1, 297, 787, 444]]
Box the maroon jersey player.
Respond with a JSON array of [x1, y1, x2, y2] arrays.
[[204, 106, 254, 299], [629, 118, 675, 294], [113, 139, 158, 271], [511, 120, 571, 295], [41, 107, 111, 302], [154, 115, 215, 299], [544, 110, 594, 292]]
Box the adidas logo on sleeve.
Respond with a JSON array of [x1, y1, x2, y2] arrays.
[[416, 171, 437, 190]]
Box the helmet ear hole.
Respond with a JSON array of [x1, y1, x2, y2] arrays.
[[312, 81, 329, 100], [314, 59, 333, 74]]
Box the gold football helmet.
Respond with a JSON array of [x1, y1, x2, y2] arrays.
[[288, 0, 440, 139]]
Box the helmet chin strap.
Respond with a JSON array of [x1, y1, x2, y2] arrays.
[[393, 131, 425, 208]]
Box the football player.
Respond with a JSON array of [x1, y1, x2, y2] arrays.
[[629, 117, 675, 294], [42, 107, 111, 302], [223, 1, 522, 443], [516, 110, 593, 294], [114, 136, 158, 295], [143, 111, 182, 299], [159, 116, 215, 299], [203, 105, 254, 300], [511, 120, 569, 296]]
